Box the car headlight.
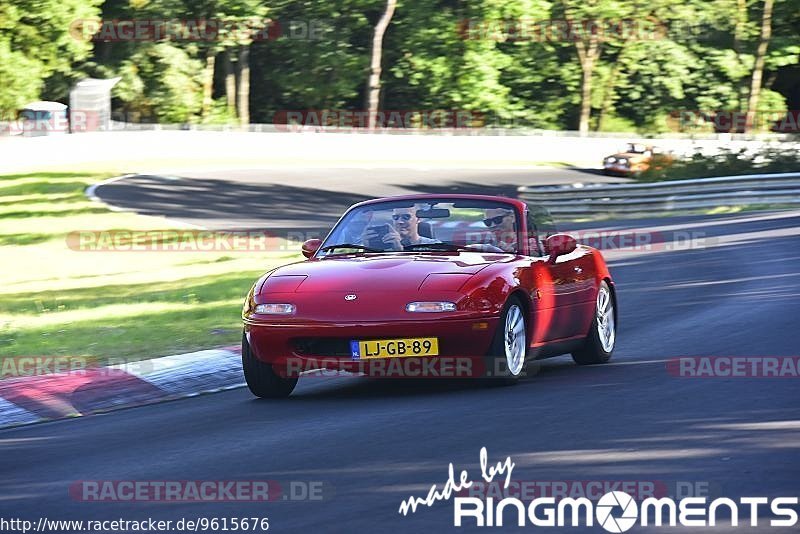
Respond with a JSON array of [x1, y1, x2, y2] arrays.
[[406, 301, 457, 313], [619, 158, 629, 167], [254, 303, 296, 315], [606, 157, 616, 163]]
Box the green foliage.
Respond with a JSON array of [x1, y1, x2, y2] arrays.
[[758, 89, 788, 115], [596, 114, 639, 133], [249, 1, 373, 120], [203, 98, 239, 124], [638, 145, 800, 181], [115, 43, 203, 122], [1, 0, 799, 132], [0, 0, 102, 113], [0, 41, 42, 112]]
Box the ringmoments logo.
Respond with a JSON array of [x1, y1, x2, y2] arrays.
[[398, 448, 799, 530], [595, 491, 638, 532]]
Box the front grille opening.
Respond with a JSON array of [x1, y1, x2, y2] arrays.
[[293, 338, 353, 357]]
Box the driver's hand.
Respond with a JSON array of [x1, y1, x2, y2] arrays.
[[361, 227, 402, 250], [497, 240, 516, 253], [362, 228, 377, 243], [383, 227, 403, 251], [360, 229, 384, 251]]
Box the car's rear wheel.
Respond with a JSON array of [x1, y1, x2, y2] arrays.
[[484, 296, 528, 385], [572, 281, 616, 365], [242, 332, 298, 398]]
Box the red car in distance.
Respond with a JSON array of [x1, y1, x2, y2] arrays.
[[241, 194, 616, 397]]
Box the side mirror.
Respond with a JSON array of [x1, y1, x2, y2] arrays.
[[544, 234, 577, 262], [301, 238, 322, 258]]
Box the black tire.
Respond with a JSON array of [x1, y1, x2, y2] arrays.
[[572, 281, 616, 365], [483, 296, 528, 385], [242, 333, 298, 398]]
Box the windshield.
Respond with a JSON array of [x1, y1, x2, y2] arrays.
[[626, 143, 649, 154], [319, 198, 521, 256]]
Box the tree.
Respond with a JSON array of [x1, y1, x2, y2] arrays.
[[71, 0, 800, 133], [745, 0, 775, 132], [593, 0, 704, 132], [553, 0, 639, 135], [115, 42, 203, 122], [365, 0, 397, 128], [247, 0, 374, 123], [237, 46, 251, 125], [572, 22, 601, 135], [224, 50, 236, 115], [0, 0, 102, 114]]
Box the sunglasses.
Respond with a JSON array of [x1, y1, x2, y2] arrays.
[[483, 214, 509, 228], [392, 214, 413, 222]]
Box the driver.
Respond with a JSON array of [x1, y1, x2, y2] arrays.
[[483, 207, 517, 252], [363, 206, 439, 250]]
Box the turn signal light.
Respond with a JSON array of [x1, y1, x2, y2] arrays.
[[406, 302, 457, 313], [254, 303, 296, 315]]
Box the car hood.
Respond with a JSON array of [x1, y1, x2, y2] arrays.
[[259, 253, 509, 294]]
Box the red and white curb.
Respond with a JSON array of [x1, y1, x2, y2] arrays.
[[0, 347, 243, 430]]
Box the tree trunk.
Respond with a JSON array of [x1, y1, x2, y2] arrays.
[[201, 49, 215, 121], [237, 46, 251, 127], [578, 65, 593, 135], [224, 49, 236, 116], [745, 0, 774, 133], [365, 0, 397, 129], [575, 36, 600, 136], [597, 63, 619, 132], [597, 42, 630, 132], [733, 0, 747, 58], [733, 0, 748, 109]]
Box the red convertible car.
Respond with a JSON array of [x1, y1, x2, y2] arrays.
[[241, 194, 616, 397]]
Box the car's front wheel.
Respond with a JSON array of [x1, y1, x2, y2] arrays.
[[484, 296, 528, 385], [572, 281, 616, 365], [242, 332, 298, 398]]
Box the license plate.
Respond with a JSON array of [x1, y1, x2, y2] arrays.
[[350, 337, 439, 360]]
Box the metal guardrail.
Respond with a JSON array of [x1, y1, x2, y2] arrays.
[[3, 120, 796, 143], [518, 172, 800, 216], [97, 121, 796, 141]]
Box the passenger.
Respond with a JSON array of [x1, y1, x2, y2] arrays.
[[483, 208, 517, 252]]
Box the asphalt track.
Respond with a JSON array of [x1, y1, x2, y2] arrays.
[[90, 167, 620, 229], [1, 168, 799, 533]]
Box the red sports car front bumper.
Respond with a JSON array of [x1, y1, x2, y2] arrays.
[[245, 316, 500, 378]]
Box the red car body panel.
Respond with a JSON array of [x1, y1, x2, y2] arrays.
[[243, 194, 614, 374]]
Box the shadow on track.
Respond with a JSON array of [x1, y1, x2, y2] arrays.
[[96, 175, 372, 228]]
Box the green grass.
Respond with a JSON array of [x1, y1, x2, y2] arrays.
[[0, 172, 300, 366]]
